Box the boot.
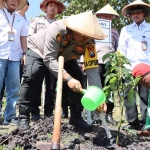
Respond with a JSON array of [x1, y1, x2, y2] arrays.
[[31, 106, 41, 121], [69, 105, 91, 129], [18, 104, 30, 130], [106, 113, 118, 126], [62, 105, 68, 118], [44, 106, 54, 118]]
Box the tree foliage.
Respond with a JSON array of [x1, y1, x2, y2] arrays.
[[57, 0, 150, 32]]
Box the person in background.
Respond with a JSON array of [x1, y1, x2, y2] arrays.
[[132, 63, 150, 136], [96, 4, 119, 125], [117, 0, 150, 130], [28, 0, 65, 121], [17, 11, 106, 130], [0, 0, 28, 125], [18, 0, 30, 82], [0, 0, 30, 117]]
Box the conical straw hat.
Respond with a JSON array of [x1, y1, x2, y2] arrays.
[[96, 4, 119, 18], [0, 0, 26, 10], [64, 11, 106, 40], [122, 0, 150, 18]]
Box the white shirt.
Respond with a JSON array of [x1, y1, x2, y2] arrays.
[[0, 8, 28, 61], [16, 11, 30, 31], [117, 20, 150, 70]]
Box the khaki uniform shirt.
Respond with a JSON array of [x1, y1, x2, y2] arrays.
[[28, 19, 94, 77], [27, 16, 55, 57], [96, 28, 119, 64], [28, 16, 55, 36]]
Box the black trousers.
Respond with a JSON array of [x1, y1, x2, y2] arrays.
[[19, 49, 56, 114], [98, 64, 114, 114], [124, 79, 148, 125], [63, 59, 83, 107]]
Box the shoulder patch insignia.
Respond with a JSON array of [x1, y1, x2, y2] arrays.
[[75, 46, 84, 52], [56, 33, 63, 42]]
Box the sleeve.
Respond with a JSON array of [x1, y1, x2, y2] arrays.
[[86, 68, 102, 88], [28, 17, 37, 36], [20, 19, 28, 36], [117, 27, 127, 55], [43, 22, 67, 78]]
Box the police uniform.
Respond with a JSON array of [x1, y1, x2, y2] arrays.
[[28, 16, 54, 35], [28, 15, 56, 118], [18, 19, 99, 129]]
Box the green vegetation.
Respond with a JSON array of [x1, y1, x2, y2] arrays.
[[102, 52, 141, 145]]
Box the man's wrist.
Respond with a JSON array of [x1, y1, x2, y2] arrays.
[[66, 76, 72, 83], [23, 52, 26, 55]]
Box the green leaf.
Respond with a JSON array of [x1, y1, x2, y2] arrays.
[[111, 66, 119, 72], [104, 73, 116, 85], [134, 77, 142, 85], [127, 89, 135, 105], [102, 53, 112, 62], [109, 77, 117, 90]]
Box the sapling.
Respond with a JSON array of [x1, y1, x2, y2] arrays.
[[102, 52, 141, 145]]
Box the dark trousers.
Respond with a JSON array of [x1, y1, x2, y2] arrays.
[[124, 79, 148, 125], [98, 64, 114, 114], [63, 59, 83, 107], [19, 49, 56, 115]]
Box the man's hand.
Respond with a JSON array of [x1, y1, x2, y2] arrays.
[[67, 78, 82, 93], [96, 103, 107, 113], [21, 55, 26, 69]]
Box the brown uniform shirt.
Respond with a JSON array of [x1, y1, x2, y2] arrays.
[[28, 19, 93, 77]]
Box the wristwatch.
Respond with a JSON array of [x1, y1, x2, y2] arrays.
[[23, 52, 26, 55]]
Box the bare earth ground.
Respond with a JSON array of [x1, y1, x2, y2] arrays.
[[0, 101, 150, 150]]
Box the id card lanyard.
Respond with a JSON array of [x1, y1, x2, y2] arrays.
[[141, 36, 147, 50], [3, 9, 15, 41]]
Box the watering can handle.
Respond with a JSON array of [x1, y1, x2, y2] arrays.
[[81, 89, 86, 94]]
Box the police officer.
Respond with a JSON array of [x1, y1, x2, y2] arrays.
[[28, 0, 65, 121], [17, 11, 106, 130]]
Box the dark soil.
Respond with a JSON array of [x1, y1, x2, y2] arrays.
[[0, 115, 150, 150]]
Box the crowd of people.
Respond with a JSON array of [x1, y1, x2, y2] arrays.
[[0, 0, 150, 137]]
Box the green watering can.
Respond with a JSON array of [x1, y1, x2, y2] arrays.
[[81, 86, 106, 111]]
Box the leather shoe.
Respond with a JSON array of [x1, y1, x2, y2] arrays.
[[106, 114, 118, 126], [69, 117, 92, 129], [122, 123, 139, 131]]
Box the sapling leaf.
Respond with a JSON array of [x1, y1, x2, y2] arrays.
[[111, 66, 119, 72], [109, 77, 117, 90], [134, 77, 142, 85], [102, 53, 112, 62], [128, 89, 135, 105], [104, 73, 116, 85]]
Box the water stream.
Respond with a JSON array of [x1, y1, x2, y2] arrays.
[[99, 113, 114, 146]]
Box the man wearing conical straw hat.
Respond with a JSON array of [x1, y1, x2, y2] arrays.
[[17, 11, 106, 130], [0, 0, 28, 125], [95, 4, 119, 126], [117, 0, 150, 132]]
